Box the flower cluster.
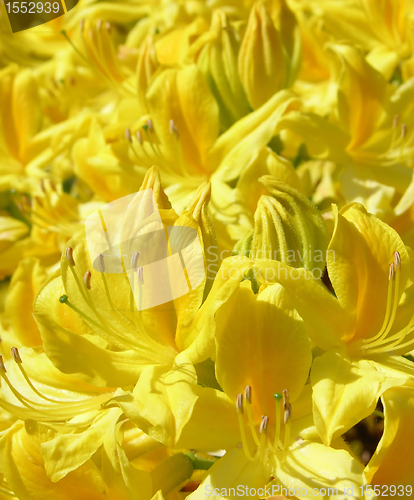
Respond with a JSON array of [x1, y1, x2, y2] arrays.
[[0, 0, 413, 499]]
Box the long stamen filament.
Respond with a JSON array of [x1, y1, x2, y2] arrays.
[[282, 389, 291, 463], [244, 386, 260, 447], [363, 263, 395, 344], [273, 392, 282, 452], [236, 394, 255, 461], [259, 416, 268, 464], [364, 252, 402, 350]]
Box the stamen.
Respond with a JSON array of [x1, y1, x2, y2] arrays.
[[236, 393, 243, 414], [83, 270, 92, 290], [98, 253, 105, 272], [136, 130, 143, 145], [282, 390, 291, 462], [244, 386, 260, 446], [236, 394, 255, 461], [146, 119, 154, 132], [169, 119, 175, 135], [11, 347, 56, 403], [393, 115, 399, 129], [169, 119, 179, 138], [272, 392, 282, 451], [0, 355, 6, 373], [11, 347, 22, 364], [125, 128, 132, 143], [130, 251, 139, 269], [65, 247, 76, 266], [260, 415, 268, 434], [401, 124, 407, 139], [137, 266, 144, 285], [97, 19, 103, 31], [394, 250, 401, 267], [259, 415, 268, 463], [363, 254, 401, 348]]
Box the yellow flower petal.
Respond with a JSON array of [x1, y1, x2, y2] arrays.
[[215, 282, 312, 419]]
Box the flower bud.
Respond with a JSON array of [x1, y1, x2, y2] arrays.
[[191, 10, 251, 129], [234, 176, 328, 275], [238, 2, 287, 109]]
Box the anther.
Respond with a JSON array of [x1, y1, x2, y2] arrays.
[[0, 355, 6, 373], [394, 251, 401, 268], [125, 128, 132, 142], [169, 119, 179, 138], [49, 180, 57, 192], [131, 251, 139, 269], [236, 393, 244, 414], [40, 179, 46, 193], [97, 19, 103, 31], [283, 389, 291, 424], [65, 247, 75, 266], [146, 119, 153, 132], [393, 115, 399, 129], [98, 253, 105, 272], [169, 119, 177, 135], [245, 385, 252, 405], [401, 124, 407, 139], [284, 403, 292, 424], [11, 347, 22, 364], [136, 130, 143, 145], [80, 19, 85, 31], [389, 262, 396, 281], [106, 22, 111, 33], [84, 271, 92, 290], [260, 415, 269, 434], [137, 266, 144, 285], [35, 196, 44, 208]]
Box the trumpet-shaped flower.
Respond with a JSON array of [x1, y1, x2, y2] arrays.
[[254, 203, 414, 445], [154, 281, 373, 498]]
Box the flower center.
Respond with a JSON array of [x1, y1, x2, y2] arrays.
[[60, 246, 176, 365], [236, 386, 292, 466]]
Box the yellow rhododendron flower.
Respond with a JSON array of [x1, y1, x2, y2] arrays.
[[254, 203, 414, 445], [1, 0, 414, 497]]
